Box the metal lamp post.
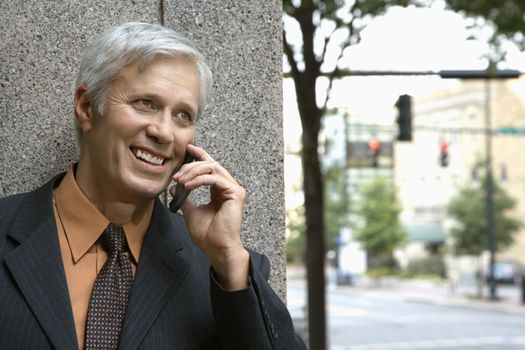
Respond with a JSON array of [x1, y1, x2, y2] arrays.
[[439, 69, 520, 301]]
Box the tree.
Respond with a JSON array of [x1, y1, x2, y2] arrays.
[[447, 176, 521, 297], [283, 1, 525, 348], [283, 2, 410, 348], [447, 177, 521, 255], [285, 163, 346, 263], [286, 205, 306, 263], [353, 177, 406, 271], [324, 163, 347, 250], [445, 0, 525, 63]]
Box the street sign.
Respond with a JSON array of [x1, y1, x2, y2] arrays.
[[496, 127, 525, 135]]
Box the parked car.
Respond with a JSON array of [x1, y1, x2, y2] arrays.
[[486, 261, 523, 285]]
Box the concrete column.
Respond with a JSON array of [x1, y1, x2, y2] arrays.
[[0, 1, 286, 297]]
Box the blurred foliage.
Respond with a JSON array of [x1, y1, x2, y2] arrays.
[[401, 255, 447, 279], [323, 164, 347, 250], [286, 205, 306, 263], [283, 0, 413, 85], [445, 0, 525, 62], [447, 176, 521, 256], [353, 177, 406, 270], [286, 162, 347, 263], [367, 267, 396, 279]]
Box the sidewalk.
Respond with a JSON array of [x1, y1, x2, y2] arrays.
[[344, 276, 525, 315], [287, 265, 525, 316]]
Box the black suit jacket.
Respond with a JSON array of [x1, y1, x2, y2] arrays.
[[0, 173, 305, 349]]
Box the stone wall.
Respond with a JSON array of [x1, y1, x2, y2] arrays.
[[0, 0, 286, 297]]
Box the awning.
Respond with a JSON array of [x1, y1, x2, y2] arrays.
[[403, 222, 445, 243]]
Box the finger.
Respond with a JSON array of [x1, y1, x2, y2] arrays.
[[183, 173, 244, 200], [175, 160, 236, 184], [176, 160, 213, 179], [173, 144, 216, 180], [186, 144, 215, 162]]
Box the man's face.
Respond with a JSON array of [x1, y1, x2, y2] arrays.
[[77, 55, 200, 203]]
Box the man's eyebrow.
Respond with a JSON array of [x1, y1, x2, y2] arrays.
[[127, 91, 161, 101]]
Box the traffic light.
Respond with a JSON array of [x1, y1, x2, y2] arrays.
[[395, 94, 412, 141], [368, 139, 381, 167], [439, 141, 449, 167]]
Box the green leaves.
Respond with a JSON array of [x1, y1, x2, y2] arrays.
[[323, 164, 347, 248], [445, 0, 525, 57], [353, 177, 406, 259], [447, 177, 521, 256]]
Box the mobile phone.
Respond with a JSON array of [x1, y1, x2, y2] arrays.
[[169, 154, 196, 213]]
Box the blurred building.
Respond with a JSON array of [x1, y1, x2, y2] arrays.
[[319, 112, 396, 279], [394, 77, 525, 272], [322, 113, 396, 203]]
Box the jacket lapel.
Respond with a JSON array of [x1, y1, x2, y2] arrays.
[[5, 174, 78, 349], [119, 200, 191, 350]]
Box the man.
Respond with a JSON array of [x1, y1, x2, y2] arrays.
[[0, 22, 305, 349]]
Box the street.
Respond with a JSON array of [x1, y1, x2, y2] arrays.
[[288, 278, 525, 350]]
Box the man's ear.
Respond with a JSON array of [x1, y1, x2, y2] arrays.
[[74, 85, 95, 134]]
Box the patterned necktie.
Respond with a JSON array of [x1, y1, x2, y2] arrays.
[[85, 224, 133, 349]]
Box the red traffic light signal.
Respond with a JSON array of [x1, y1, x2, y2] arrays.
[[439, 141, 449, 167], [368, 139, 381, 167], [368, 139, 381, 152]]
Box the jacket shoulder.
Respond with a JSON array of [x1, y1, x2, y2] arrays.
[[0, 192, 28, 255], [0, 192, 27, 228], [0, 173, 63, 242]]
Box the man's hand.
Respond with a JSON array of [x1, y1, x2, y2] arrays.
[[170, 144, 249, 291]]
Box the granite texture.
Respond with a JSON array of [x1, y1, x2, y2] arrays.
[[0, 0, 160, 195], [164, 0, 286, 298], [0, 1, 286, 298]]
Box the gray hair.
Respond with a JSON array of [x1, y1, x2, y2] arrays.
[[75, 22, 213, 142]]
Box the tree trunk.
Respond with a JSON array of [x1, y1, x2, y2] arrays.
[[288, 3, 327, 348], [301, 117, 326, 350]]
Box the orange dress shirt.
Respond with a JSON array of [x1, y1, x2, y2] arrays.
[[52, 168, 153, 349]]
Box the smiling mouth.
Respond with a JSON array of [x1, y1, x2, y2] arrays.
[[131, 148, 166, 166]]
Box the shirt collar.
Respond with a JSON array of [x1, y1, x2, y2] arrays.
[[53, 167, 153, 264]]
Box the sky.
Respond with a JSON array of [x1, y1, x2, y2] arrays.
[[283, 4, 525, 147], [283, 3, 525, 209]]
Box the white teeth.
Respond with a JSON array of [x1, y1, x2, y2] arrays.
[[134, 149, 164, 165]]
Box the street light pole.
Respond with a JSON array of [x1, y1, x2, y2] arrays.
[[484, 79, 497, 300], [438, 70, 520, 301]]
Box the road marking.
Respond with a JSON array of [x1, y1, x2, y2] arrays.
[[286, 296, 305, 308], [333, 335, 525, 349], [328, 303, 368, 317], [287, 298, 368, 317]]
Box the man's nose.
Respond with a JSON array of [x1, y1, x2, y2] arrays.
[[146, 111, 174, 144]]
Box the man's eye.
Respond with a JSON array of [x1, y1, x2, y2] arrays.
[[134, 99, 157, 110], [174, 111, 194, 124]]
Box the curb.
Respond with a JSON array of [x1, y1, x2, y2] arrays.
[[403, 294, 525, 316]]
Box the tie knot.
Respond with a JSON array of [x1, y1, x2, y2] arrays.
[[101, 223, 127, 255]]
